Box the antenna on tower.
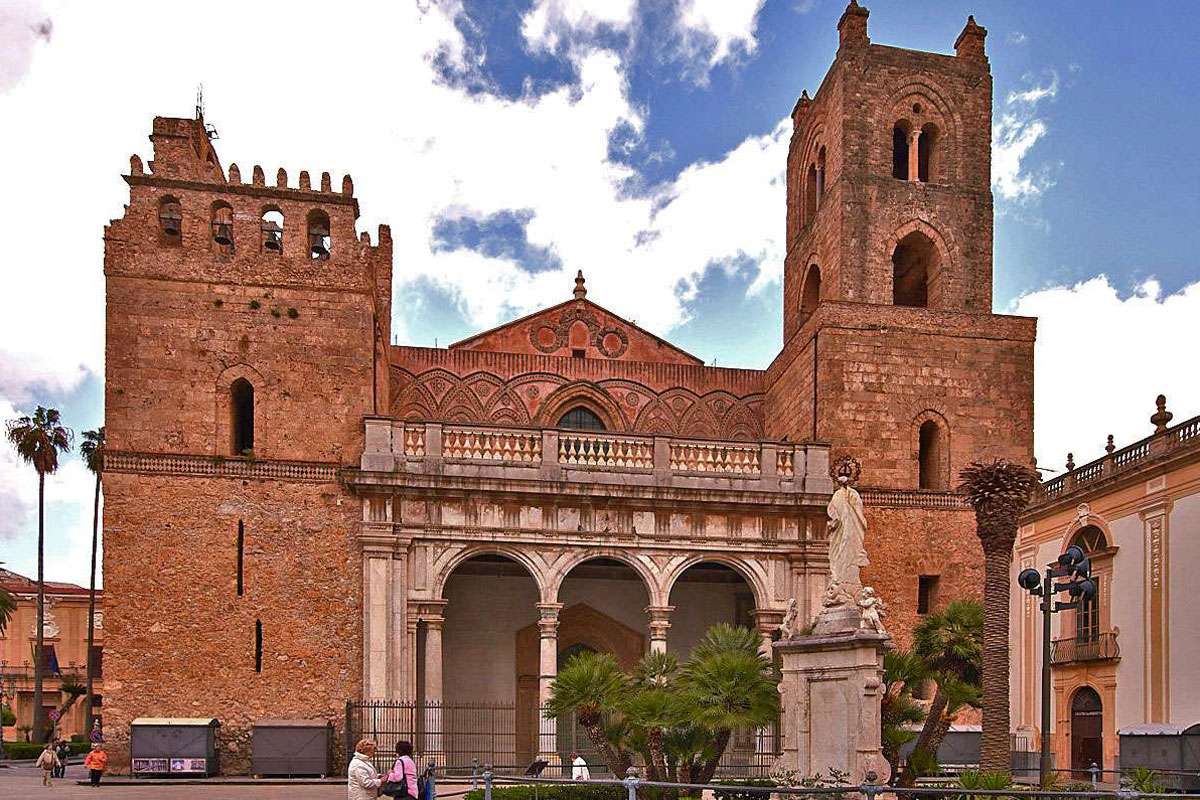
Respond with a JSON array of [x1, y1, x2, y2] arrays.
[[195, 84, 204, 119]]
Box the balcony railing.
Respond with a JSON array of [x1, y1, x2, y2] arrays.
[[359, 419, 834, 495], [1036, 411, 1200, 504], [1050, 631, 1120, 665]]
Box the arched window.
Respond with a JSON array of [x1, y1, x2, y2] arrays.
[[804, 164, 818, 226], [799, 264, 821, 327], [918, 123, 938, 182], [892, 230, 940, 307], [261, 208, 283, 253], [918, 418, 948, 490], [892, 121, 911, 180], [558, 406, 606, 431], [158, 196, 182, 243], [307, 209, 331, 260], [231, 378, 254, 455], [1071, 525, 1107, 644], [211, 201, 234, 254]]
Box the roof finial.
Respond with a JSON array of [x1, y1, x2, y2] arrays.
[[1151, 394, 1173, 433], [573, 270, 587, 300]]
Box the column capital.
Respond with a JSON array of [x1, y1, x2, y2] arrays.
[[644, 605, 675, 641], [537, 603, 563, 637], [413, 598, 448, 624], [537, 602, 564, 619]]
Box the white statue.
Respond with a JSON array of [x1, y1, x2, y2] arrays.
[[778, 598, 799, 639], [826, 457, 869, 599], [30, 597, 59, 639], [858, 587, 887, 635]]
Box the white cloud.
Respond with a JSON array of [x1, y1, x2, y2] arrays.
[[521, 0, 639, 54], [0, 0, 789, 575], [675, 0, 766, 74], [992, 71, 1059, 203], [0, 0, 51, 93], [1006, 31, 1028, 45], [1012, 276, 1200, 474], [520, 0, 765, 83]]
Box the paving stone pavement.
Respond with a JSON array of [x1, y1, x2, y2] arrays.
[[0, 764, 481, 799]]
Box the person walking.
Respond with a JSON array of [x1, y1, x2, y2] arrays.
[[382, 740, 419, 798], [53, 739, 69, 778], [83, 743, 108, 787], [35, 743, 60, 787], [348, 739, 383, 800]]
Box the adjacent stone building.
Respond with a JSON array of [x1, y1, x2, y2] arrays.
[[100, 2, 1035, 773], [1012, 398, 1200, 777], [0, 569, 104, 742]]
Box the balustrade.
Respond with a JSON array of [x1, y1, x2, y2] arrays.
[[442, 426, 542, 463], [558, 432, 653, 469], [670, 441, 761, 475]]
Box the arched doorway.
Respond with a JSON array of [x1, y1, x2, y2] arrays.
[[441, 554, 540, 766], [1071, 686, 1103, 776]]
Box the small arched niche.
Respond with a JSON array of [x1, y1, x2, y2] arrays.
[[798, 263, 821, 328], [307, 209, 331, 260], [917, 417, 949, 490], [230, 377, 255, 455], [211, 201, 235, 254], [918, 123, 938, 183], [892, 230, 941, 307], [158, 196, 183, 244], [260, 207, 284, 254], [892, 121, 912, 180]]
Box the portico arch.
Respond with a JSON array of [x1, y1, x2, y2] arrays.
[[662, 554, 769, 610], [545, 550, 662, 606], [433, 543, 551, 602]]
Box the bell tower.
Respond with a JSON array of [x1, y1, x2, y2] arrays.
[[767, 1, 1033, 488]]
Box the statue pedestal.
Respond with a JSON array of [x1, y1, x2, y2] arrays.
[[773, 624, 891, 783]]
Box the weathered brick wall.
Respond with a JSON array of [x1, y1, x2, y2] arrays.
[[862, 505, 981, 651], [102, 117, 383, 773], [101, 473, 362, 773]]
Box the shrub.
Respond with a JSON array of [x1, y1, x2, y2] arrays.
[[287, 307, 299, 318], [1125, 767, 1164, 794], [2, 741, 89, 760], [711, 778, 777, 800], [1, 705, 15, 726], [249, 300, 261, 310]]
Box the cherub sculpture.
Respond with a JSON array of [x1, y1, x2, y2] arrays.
[[858, 586, 887, 635]]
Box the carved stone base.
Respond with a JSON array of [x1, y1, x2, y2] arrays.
[[773, 629, 891, 784], [812, 604, 862, 637]]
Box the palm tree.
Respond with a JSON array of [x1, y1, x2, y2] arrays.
[[959, 459, 1040, 773], [5, 407, 73, 745], [881, 649, 927, 778], [679, 626, 778, 784], [544, 650, 632, 778], [898, 600, 983, 785], [79, 426, 105, 736], [0, 585, 14, 635]]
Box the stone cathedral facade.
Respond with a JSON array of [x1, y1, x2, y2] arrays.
[[99, 2, 1034, 773]]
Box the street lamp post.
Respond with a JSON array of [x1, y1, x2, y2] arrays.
[[1017, 544, 1096, 786]]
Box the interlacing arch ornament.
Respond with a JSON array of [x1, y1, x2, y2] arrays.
[[388, 366, 765, 440]]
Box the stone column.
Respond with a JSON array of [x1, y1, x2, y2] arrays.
[[537, 603, 563, 761], [752, 609, 784, 655], [391, 542, 410, 701], [773, 629, 891, 783], [907, 128, 921, 181], [361, 533, 397, 699], [645, 605, 674, 654], [422, 603, 447, 759]]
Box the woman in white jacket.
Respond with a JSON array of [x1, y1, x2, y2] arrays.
[[348, 739, 384, 800]]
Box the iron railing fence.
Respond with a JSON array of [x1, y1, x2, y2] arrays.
[[479, 770, 1200, 800], [345, 700, 781, 778]]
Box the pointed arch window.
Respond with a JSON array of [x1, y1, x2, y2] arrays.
[[231, 378, 255, 455], [307, 209, 331, 260], [261, 208, 284, 253], [558, 406, 606, 431], [918, 123, 938, 182], [211, 201, 234, 254], [158, 196, 182, 244]]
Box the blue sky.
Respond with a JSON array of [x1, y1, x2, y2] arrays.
[[1, 0, 1198, 585]]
